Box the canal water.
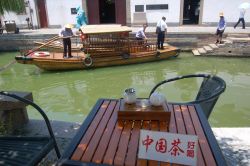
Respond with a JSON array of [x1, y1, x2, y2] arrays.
[[0, 52, 250, 127]]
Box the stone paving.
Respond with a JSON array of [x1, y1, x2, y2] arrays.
[[19, 120, 250, 166], [213, 128, 250, 166]]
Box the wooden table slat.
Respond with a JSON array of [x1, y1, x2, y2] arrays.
[[114, 121, 133, 166], [170, 105, 184, 166], [124, 121, 141, 166], [71, 100, 110, 161], [188, 105, 216, 166], [81, 101, 117, 162], [169, 104, 177, 133], [173, 105, 186, 134], [103, 121, 124, 165], [92, 100, 120, 163], [181, 105, 205, 166]]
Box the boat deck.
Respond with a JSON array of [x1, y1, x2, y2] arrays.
[[30, 51, 85, 60]]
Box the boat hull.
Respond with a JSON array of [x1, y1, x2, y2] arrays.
[[15, 46, 180, 71]]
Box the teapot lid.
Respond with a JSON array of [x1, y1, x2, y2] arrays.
[[125, 88, 135, 94]]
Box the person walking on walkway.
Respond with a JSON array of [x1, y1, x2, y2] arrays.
[[234, 9, 246, 29], [59, 24, 74, 58], [216, 12, 226, 44], [156, 17, 167, 49], [135, 24, 148, 40]]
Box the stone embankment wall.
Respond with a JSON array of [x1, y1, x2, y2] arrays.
[[0, 33, 214, 52], [1, 33, 250, 58], [0, 34, 55, 52]]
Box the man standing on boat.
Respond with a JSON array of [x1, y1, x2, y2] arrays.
[[156, 17, 167, 50], [135, 24, 148, 40], [59, 24, 74, 58]]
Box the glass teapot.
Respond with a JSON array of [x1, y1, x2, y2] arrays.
[[123, 88, 137, 104]]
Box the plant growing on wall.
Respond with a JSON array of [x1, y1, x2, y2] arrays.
[[0, 0, 25, 15]]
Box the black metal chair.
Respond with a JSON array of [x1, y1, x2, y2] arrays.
[[0, 91, 61, 166], [149, 74, 226, 118]]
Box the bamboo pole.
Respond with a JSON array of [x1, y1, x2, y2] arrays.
[[25, 36, 61, 56]]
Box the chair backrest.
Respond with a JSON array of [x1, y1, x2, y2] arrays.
[[194, 75, 226, 118], [149, 74, 226, 119]]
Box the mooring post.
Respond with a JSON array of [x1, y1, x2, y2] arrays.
[[0, 91, 33, 133]]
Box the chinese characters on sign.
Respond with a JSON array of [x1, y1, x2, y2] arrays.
[[138, 130, 198, 166]]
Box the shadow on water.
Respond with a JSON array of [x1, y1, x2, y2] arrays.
[[0, 52, 250, 127]]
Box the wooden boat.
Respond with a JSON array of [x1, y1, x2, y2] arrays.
[[15, 25, 180, 71]]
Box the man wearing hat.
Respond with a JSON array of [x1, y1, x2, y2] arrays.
[[216, 12, 226, 44], [59, 24, 74, 58]]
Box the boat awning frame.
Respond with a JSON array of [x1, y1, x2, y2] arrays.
[[80, 24, 132, 35]]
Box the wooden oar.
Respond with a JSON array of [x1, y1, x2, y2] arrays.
[[24, 35, 61, 56], [0, 36, 62, 72]]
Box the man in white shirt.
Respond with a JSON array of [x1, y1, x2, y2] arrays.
[[156, 17, 167, 49], [135, 24, 148, 40], [234, 9, 246, 29]]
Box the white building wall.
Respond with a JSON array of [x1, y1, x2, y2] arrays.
[[130, 0, 181, 25], [46, 0, 82, 28], [202, 0, 250, 24]]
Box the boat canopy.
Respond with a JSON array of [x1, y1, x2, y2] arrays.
[[80, 24, 132, 35]]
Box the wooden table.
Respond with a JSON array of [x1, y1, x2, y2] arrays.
[[58, 99, 227, 166]]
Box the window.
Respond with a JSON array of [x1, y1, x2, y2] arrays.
[[135, 5, 144, 12], [71, 8, 77, 15], [146, 4, 168, 10]]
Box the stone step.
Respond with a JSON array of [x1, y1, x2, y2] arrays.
[[223, 39, 233, 44], [227, 37, 250, 43], [203, 46, 213, 53], [217, 43, 226, 47], [209, 43, 218, 49], [227, 33, 249, 38], [192, 49, 200, 56], [197, 48, 207, 54]]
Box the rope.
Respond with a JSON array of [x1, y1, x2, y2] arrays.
[[0, 60, 16, 72]]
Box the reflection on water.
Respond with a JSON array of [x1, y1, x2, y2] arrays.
[[1, 52, 250, 127]]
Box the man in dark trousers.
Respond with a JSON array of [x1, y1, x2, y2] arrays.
[[156, 17, 167, 49], [60, 24, 74, 58], [234, 9, 246, 29]]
